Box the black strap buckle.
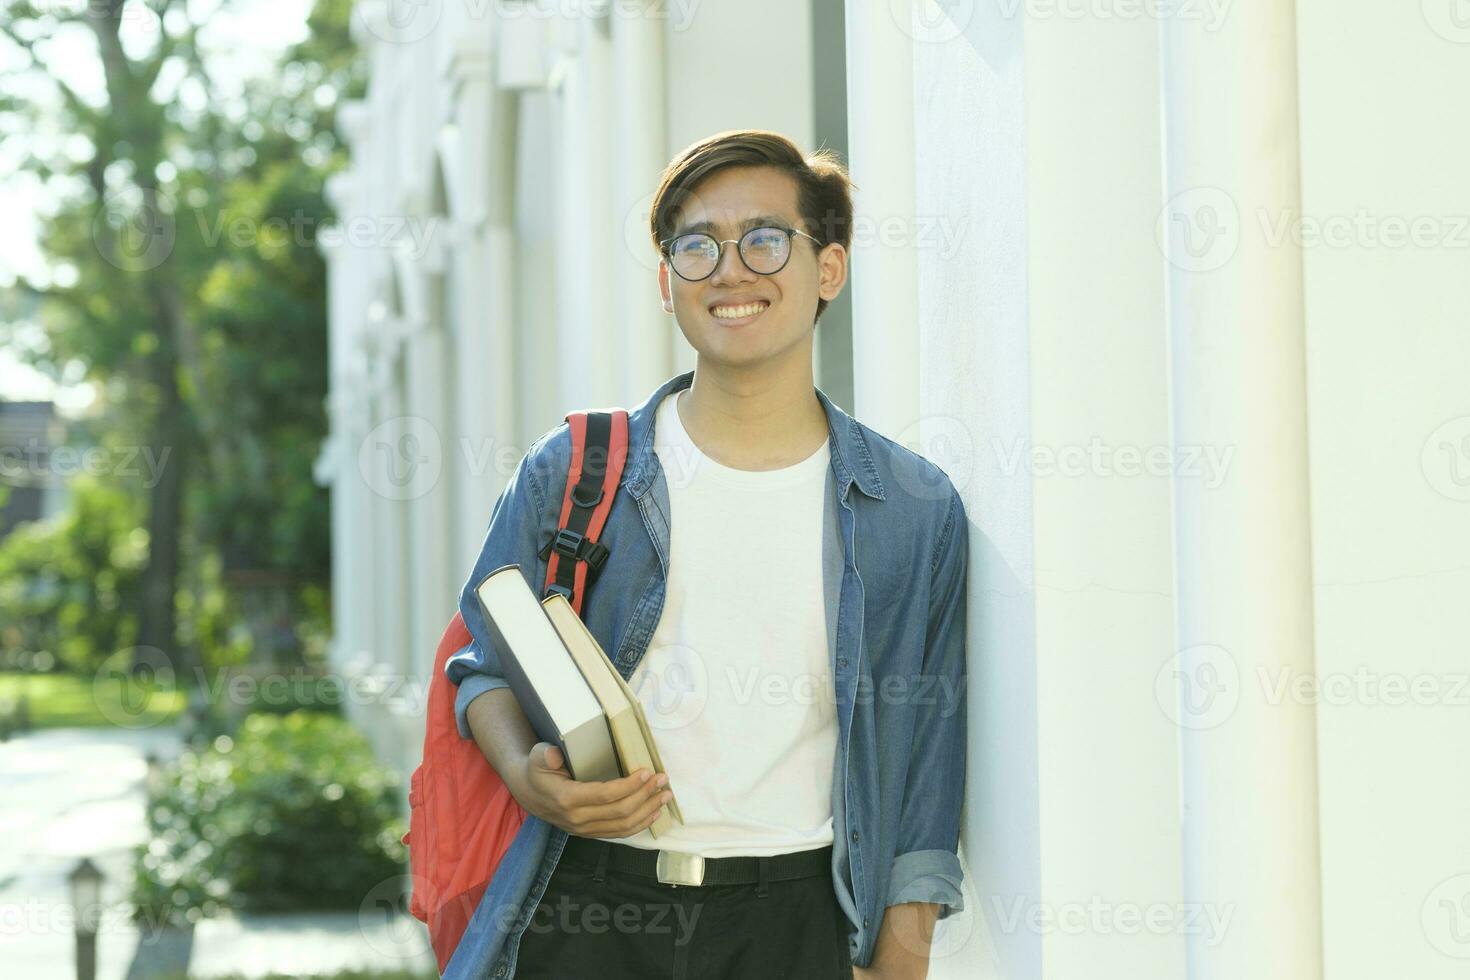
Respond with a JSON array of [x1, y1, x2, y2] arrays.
[[539, 527, 610, 575]]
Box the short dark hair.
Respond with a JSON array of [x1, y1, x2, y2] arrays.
[[649, 129, 855, 323]]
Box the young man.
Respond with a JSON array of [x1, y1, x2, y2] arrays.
[[445, 130, 968, 980]]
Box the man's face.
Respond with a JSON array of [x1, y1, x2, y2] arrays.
[[658, 165, 845, 369]]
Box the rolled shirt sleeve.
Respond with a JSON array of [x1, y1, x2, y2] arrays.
[[885, 485, 969, 919]]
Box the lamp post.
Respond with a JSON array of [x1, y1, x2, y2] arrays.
[[68, 857, 103, 980]]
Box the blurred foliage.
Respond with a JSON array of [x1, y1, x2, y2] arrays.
[[0, 473, 258, 678], [0, 669, 184, 730], [189, 158, 333, 580], [0, 474, 145, 670], [221, 667, 346, 719], [131, 712, 407, 926], [0, 0, 369, 670]]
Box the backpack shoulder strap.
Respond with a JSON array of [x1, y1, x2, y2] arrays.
[[536, 409, 629, 616]]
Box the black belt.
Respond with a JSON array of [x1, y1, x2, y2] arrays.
[[560, 835, 833, 888]]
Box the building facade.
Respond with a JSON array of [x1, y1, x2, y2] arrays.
[[316, 2, 1470, 977]]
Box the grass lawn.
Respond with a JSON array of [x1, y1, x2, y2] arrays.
[[0, 670, 186, 729]]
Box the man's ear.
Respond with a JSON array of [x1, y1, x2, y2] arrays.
[[658, 259, 675, 312], [818, 242, 848, 303]]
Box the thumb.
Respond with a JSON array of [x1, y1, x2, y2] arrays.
[[531, 742, 566, 774]]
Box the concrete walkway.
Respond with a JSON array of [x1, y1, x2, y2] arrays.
[[0, 725, 435, 979]]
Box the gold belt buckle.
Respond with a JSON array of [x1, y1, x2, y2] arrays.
[[655, 849, 705, 886]]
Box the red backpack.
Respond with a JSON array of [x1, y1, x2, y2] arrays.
[[403, 409, 630, 972]]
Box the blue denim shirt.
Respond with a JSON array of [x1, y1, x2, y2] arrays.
[[443, 369, 968, 978]]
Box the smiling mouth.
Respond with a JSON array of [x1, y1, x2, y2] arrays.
[[708, 300, 770, 325]]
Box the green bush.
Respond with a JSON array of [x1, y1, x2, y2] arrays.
[[0, 474, 145, 674], [132, 711, 407, 926], [227, 668, 346, 718]]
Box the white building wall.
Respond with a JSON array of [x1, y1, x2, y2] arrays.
[[869, 2, 1469, 979], [889, 4, 1186, 977], [318, 2, 1468, 975], [319, 1, 826, 782], [1295, 4, 1470, 979]]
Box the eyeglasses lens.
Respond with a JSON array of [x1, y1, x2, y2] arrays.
[[668, 227, 793, 280]]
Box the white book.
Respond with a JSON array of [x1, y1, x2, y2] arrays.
[[473, 564, 619, 783]]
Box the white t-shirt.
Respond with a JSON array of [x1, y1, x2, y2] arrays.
[[607, 388, 838, 858]]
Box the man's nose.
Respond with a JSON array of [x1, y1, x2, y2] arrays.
[[710, 241, 754, 284]]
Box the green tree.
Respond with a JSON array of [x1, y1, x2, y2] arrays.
[[0, 0, 364, 674]]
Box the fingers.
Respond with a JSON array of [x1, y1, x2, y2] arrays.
[[566, 766, 663, 806], [575, 786, 675, 839], [559, 772, 672, 837], [523, 746, 677, 837]]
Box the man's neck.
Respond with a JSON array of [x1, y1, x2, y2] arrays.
[[675, 362, 829, 472]]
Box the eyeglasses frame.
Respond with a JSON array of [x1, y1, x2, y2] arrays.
[[659, 224, 825, 282]]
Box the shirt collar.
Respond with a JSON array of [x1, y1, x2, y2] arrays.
[[620, 369, 886, 502]]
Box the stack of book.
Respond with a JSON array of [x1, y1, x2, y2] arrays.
[[474, 563, 684, 836]]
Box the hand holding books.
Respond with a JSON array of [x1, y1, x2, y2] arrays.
[[474, 563, 684, 838], [514, 742, 674, 839]]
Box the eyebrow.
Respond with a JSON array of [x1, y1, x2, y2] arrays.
[[671, 213, 792, 239]]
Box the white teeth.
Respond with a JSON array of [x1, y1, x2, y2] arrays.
[[711, 301, 769, 319]]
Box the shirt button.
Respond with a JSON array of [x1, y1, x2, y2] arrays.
[[837, 657, 848, 668], [863, 917, 871, 928], [850, 830, 859, 842]]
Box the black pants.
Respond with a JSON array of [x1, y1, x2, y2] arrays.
[[512, 839, 855, 979]]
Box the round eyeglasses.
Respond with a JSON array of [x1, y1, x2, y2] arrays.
[[660, 224, 823, 282]]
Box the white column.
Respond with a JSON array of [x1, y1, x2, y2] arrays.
[[843, 0, 919, 440], [554, 12, 619, 410], [480, 85, 522, 528], [444, 34, 517, 584], [878, 2, 1188, 978], [374, 341, 411, 681], [404, 315, 453, 674], [613, 7, 672, 399], [1161, 4, 1324, 979], [315, 210, 352, 678], [321, 131, 375, 686]]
